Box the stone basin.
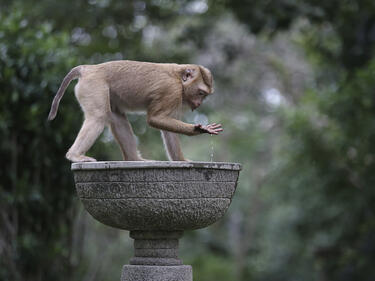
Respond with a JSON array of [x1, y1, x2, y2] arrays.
[[71, 161, 241, 281], [72, 161, 241, 231]]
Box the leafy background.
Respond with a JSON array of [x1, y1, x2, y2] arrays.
[[1, 1, 375, 280]]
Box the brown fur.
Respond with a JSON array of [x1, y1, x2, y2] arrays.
[[48, 60, 219, 162]]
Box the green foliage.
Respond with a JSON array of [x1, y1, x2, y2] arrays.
[[0, 10, 81, 280], [226, 0, 375, 70], [0, 0, 197, 63], [273, 60, 375, 280], [190, 254, 235, 281]]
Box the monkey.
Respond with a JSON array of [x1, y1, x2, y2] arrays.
[[48, 60, 223, 162]]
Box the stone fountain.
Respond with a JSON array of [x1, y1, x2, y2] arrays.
[[72, 161, 241, 281]]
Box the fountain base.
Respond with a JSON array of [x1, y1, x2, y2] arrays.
[[121, 265, 192, 281], [71, 161, 241, 281], [129, 231, 183, 266], [122, 231, 191, 281]]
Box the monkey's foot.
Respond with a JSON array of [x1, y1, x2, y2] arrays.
[[67, 153, 97, 162]]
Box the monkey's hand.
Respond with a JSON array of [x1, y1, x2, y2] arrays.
[[194, 123, 223, 135]]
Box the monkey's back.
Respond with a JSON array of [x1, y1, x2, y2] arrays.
[[82, 60, 182, 111]]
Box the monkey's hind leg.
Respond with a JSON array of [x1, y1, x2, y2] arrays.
[[66, 118, 106, 162], [109, 111, 144, 161], [66, 81, 110, 162]]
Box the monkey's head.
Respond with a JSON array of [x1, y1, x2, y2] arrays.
[[181, 65, 214, 111]]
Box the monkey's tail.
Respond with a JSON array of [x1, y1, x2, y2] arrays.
[[47, 66, 81, 121]]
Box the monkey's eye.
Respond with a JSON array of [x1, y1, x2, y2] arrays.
[[198, 91, 207, 97]]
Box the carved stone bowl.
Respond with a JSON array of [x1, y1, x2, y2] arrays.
[[72, 161, 241, 231]]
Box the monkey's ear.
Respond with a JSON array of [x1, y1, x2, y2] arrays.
[[199, 66, 213, 89], [181, 69, 195, 82]]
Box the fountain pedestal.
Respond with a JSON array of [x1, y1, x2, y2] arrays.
[[72, 161, 241, 281]]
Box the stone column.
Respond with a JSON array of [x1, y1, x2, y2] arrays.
[[122, 231, 192, 281], [130, 231, 183, 266], [123, 230, 192, 281]]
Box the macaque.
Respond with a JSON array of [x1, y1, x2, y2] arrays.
[[48, 60, 222, 162]]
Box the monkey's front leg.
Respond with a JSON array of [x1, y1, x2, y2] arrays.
[[161, 131, 186, 161], [148, 115, 198, 136], [148, 115, 223, 136]]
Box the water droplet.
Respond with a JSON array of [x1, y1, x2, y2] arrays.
[[210, 134, 214, 162]]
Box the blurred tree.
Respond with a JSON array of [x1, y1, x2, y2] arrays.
[[225, 0, 375, 72], [221, 1, 375, 280], [0, 0, 196, 62], [0, 10, 82, 281], [270, 59, 375, 281]]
